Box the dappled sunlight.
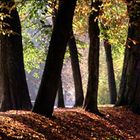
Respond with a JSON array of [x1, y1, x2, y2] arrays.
[[0, 107, 140, 139]]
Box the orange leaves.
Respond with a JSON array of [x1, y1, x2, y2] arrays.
[[1, 107, 140, 139], [128, 37, 140, 45], [73, 0, 90, 36]]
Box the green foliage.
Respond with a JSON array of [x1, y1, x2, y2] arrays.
[[17, 0, 128, 104], [98, 79, 110, 104], [76, 40, 88, 49], [72, 0, 127, 104], [99, 0, 128, 57], [97, 0, 128, 104], [23, 43, 45, 73], [18, 0, 53, 73], [76, 41, 89, 62]]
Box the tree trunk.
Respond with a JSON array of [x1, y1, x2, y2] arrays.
[[104, 39, 117, 104], [33, 0, 77, 117], [116, 47, 130, 106], [117, 0, 140, 114], [0, 1, 32, 111], [83, 0, 101, 114], [69, 31, 84, 107], [57, 78, 65, 107], [52, 0, 65, 108], [52, 0, 84, 107]]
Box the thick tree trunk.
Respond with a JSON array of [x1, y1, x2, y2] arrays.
[[52, 0, 84, 107], [52, 1, 65, 108], [33, 0, 77, 117], [117, 0, 140, 114], [116, 9, 134, 106], [104, 40, 117, 104], [83, 1, 101, 114], [69, 31, 84, 107], [0, 1, 32, 111], [57, 78, 65, 108]]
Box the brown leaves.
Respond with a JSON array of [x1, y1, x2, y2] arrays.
[[0, 107, 140, 139]]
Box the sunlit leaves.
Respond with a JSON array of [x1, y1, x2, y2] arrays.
[[0, 2, 16, 36], [18, 0, 52, 72], [73, 0, 90, 36], [99, 0, 128, 58], [22, 30, 46, 73], [24, 45, 45, 73]]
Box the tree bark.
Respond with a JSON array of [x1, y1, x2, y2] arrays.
[[104, 39, 117, 104], [52, 0, 84, 107], [0, 1, 32, 111], [52, 0, 65, 108], [68, 31, 84, 107], [83, 0, 101, 114], [33, 0, 77, 117], [117, 0, 140, 114], [116, 46, 130, 106]]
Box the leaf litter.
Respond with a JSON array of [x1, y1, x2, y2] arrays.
[[0, 107, 140, 139]]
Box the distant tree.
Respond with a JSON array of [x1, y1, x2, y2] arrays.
[[101, 24, 117, 104], [69, 31, 84, 107], [83, 0, 102, 114], [32, 0, 77, 117], [116, 31, 131, 106], [57, 78, 65, 108], [117, 0, 140, 114], [104, 39, 117, 104], [0, 1, 32, 111]]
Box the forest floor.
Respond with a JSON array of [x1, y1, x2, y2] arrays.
[[0, 106, 140, 140]]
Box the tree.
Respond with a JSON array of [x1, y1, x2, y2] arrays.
[[83, 0, 102, 114], [116, 35, 130, 106], [69, 31, 84, 107], [57, 78, 65, 108], [0, 1, 32, 111], [100, 24, 117, 104], [117, 0, 140, 114], [104, 39, 117, 104], [52, 0, 84, 107], [49, 0, 65, 108], [33, 0, 77, 117]]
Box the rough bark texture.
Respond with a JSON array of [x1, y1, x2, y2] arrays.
[[104, 40, 117, 104], [117, 0, 140, 114], [57, 78, 65, 108], [0, 1, 32, 111], [69, 31, 84, 107], [33, 0, 77, 117], [83, 1, 101, 114]]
